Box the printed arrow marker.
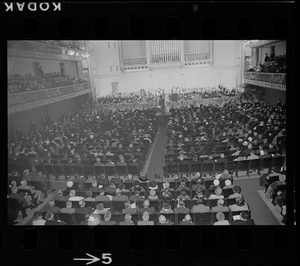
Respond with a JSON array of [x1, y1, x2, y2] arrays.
[[74, 253, 100, 265]]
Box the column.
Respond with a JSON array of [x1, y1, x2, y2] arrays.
[[146, 40, 151, 67], [209, 40, 214, 65], [180, 40, 185, 67], [118, 41, 124, 68]]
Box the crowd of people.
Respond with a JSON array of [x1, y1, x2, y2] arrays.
[[8, 72, 87, 94], [165, 96, 286, 164], [27, 173, 254, 225], [37, 40, 84, 51], [169, 85, 236, 101], [247, 54, 286, 73]]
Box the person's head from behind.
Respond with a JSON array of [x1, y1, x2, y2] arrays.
[[115, 188, 121, 195], [216, 212, 225, 222], [142, 211, 149, 221], [159, 215, 167, 224], [48, 199, 55, 207], [225, 179, 232, 187], [33, 211, 42, 220], [217, 198, 225, 207], [215, 187, 222, 196], [143, 199, 150, 208], [184, 214, 192, 222], [69, 189, 75, 197], [11, 186, 18, 194], [45, 212, 54, 221], [197, 198, 204, 205], [124, 213, 132, 222], [79, 200, 85, 208], [232, 185, 241, 194], [236, 198, 245, 206], [124, 201, 131, 209], [178, 200, 185, 208], [104, 211, 112, 221], [66, 201, 72, 208], [240, 211, 250, 221], [149, 189, 156, 197]]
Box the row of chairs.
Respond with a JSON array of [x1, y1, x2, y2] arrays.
[[54, 198, 239, 211], [42, 210, 251, 225], [164, 156, 285, 176], [33, 162, 141, 178]]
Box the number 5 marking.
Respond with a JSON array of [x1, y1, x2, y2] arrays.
[[102, 253, 112, 264]]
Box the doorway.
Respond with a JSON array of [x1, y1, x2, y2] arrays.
[[111, 82, 119, 94]]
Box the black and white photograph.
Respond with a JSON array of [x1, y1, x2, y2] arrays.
[[7, 40, 287, 226]]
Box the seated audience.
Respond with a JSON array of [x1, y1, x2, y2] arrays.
[[213, 212, 230, 225]]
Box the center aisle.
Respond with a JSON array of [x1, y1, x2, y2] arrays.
[[146, 125, 168, 180]]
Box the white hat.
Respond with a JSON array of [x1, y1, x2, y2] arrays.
[[195, 172, 201, 178], [279, 174, 286, 182], [243, 141, 248, 146], [248, 137, 253, 142], [213, 179, 220, 186], [67, 181, 73, 188], [238, 138, 243, 143], [225, 179, 232, 186]]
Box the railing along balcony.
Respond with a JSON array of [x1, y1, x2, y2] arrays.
[[123, 57, 147, 65], [150, 53, 180, 64], [184, 53, 210, 61], [8, 82, 92, 115], [244, 71, 286, 91]]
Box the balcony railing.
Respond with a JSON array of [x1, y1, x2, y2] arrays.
[[244, 71, 286, 91], [184, 53, 210, 61], [123, 57, 147, 66], [8, 41, 84, 61], [150, 53, 180, 64], [8, 82, 92, 115]]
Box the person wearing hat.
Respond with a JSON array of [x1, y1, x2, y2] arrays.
[[228, 185, 242, 199], [137, 211, 154, 225], [160, 202, 174, 214], [180, 214, 194, 225], [45, 212, 65, 225], [192, 178, 206, 191], [41, 199, 61, 213], [213, 212, 230, 225], [99, 211, 117, 225], [32, 211, 46, 225], [122, 200, 138, 215], [158, 214, 174, 225], [193, 187, 206, 200], [60, 201, 75, 214], [211, 199, 229, 212], [229, 198, 249, 212], [174, 200, 190, 214], [138, 199, 156, 214], [148, 189, 159, 201], [191, 198, 210, 213], [230, 211, 255, 225], [119, 214, 135, 225]]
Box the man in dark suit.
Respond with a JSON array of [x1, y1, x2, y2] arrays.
[[8, 186, 28, 218], [74, 200, 92, 215], [230, 211, 255, 225]]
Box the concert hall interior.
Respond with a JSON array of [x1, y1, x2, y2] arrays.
[[7, 40, 288, 226]]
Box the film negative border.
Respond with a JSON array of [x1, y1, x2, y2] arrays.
[[0, 1, 296, 266]]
